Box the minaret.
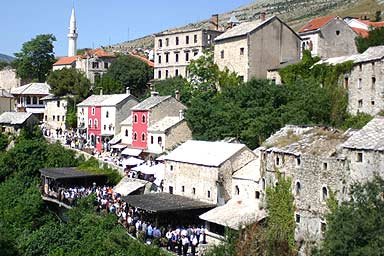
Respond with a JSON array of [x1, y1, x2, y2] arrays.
[[67, 8, 78, 57]]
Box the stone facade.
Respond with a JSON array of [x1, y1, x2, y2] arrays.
[[214, 16, 301, 81], [0, 68, 21, 91], [154, 29, 222, 80], [43, 97, 68, 133]]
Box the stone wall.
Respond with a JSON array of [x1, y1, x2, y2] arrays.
[[115, 97, 139, 134], [0, 68, 21, 91], [164, 120, 192, 151], [44, 98, 68, 132], [149, 97, 186, 125]]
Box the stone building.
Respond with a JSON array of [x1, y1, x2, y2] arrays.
[[119, 93, 191, 155], [214, 15, 301, 81], [41, 95, 69, 135], [0, 112, 38, 134], [0, 89, 15, 114], [153, 28, 222, 80], [345, 18, 384, 38], [315, 45, 384, 115], [298, 16, 358, 59], [259, 125, 354, 245], [0, 68, 21, 91], [162, 140, 256, 205]]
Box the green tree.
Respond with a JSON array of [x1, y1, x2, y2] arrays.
[[320, 176, 384, 255], [97, 55, 153, 97], [356, 27, 384, 53], [266, 172, 295, 255], [14, 34, 56, 82], [47, 68, 91, 101], [151, 76, 192, 105]]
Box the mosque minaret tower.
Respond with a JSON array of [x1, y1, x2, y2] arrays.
[[67, 8, 78, 57]]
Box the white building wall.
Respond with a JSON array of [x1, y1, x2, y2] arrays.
[[101, 106, 116, 136]]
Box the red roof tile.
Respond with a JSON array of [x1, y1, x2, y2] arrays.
[[83, 48, 115, 58], [357, 19, 384, 28], [129, 53, 154, 67], [298, 16, 336, 33], [351, 27, 369, 38], [53, 56, 80, 66]]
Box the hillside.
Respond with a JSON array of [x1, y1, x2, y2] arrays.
[[0, 53, 15, 63], [109, 0, 383, 52]]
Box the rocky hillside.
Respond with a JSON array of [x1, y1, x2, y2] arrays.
[[109, 0, 382, 52], [0, 53, 15, 63]]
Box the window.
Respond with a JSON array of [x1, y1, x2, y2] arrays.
[[175, 53, 179, 63], [323, 162, 328, 170], [207, 190, 211, 198], [358, 99, 363, 108], [104, 62, 109, 69], [185, 52, 189, 61], [170, 165, 174, 171], [158, 39, 162, 48], [181, 186, 185, 192], [275, 155, 280, 166], [255, 191, 260, 199], [150, 136, 154, 144], [344, 77, 349, 89], [92, 107, 95, 115], [62, 116, 65, 121], [262, 178, 266, 191], [185, 35, 189, 44], [133, 132, 137, 141], [240, 47, 244, 55], [359, 64, 362, 71], [296, 157, 301, 166], [103, 125, 106, 130], [322, 186, 328, 201], [372, 100, 375, 106], [57, 101, 60, 108], [235, 185, 240, 195], [165, 38, 169, 46], [193, 51, 198, 56], [207, 34, 212, 44], [158, 136, 162, 145], [220, 50, 224, 59], [357, 152, 363, 162], [175, 69, 179, 76], [44, 115, 47, 121], [175, 37, 179, 45], [321, 221, 327, 233], [296, 214, 301, 223], [165, 53, 169, 63], [141, 133, 146, 141], [92, 62, 99, 69], [53, 115, 56, 121], [106, 111, 109, 118], [169, 186, 173, 194], [358, 78, 362, 89], [26, 96, 31, 105], [88, 119, 92, 128], [194, 34, 198, 43], [372, 77, 376, 88], [336, 30, 340, 36], [158, 70, 162, 79], [134, 114, 138, 123], [165, 70, 169, 78], [57, 115, 60, 121], [158, 55, 162, 64], [94, 119, 98, 128], [142, 114, 146, 123], [33, 97, 37, 105], [192, 187, 196, 195], [125, 129, 128, 137], [296, 181, 301, 196]]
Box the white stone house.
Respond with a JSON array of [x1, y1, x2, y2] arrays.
[[41, 95, 69, 134], [162, 140, 256, 205], [0, 89, 15, 114]]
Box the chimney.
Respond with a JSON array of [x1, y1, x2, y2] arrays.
[[179, 109, 184, 120], [210, 14, 219, 30], [126, 87, 130, 95], [260, 11, 266, 22], [99, 89, 103, 95], [175, 90, 180, 101], [151, 91, 159, 97]]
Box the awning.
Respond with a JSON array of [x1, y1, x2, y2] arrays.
[[121, 147, 142, 156], [199, 199, 266, 230], [122, 157, 144, 167], [132, 164, 154, 175], [108, 135, 121, 145], [111, 144, 128, 149], [113, 176, 148, 196], [26, 107, 45, 114]]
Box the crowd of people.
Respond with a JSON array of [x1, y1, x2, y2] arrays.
[[43, 183, 94, 206]]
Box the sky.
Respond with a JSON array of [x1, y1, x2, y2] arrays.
[[2, 0, 255, 57]]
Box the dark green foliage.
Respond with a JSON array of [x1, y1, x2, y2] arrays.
[[76, 48, 91, 55], [320, 176, 384, 255], [14, 34, 56, 82], [375, 11, 382, 22], [341, 112, 373, 130], [356, 27, 384, 53], [0, 132, 9, 151], [152, 76, 192, 105], [77, 157, 122, 185], [65, 97, 78, 129], [266, 172, 295, 255], [206, 228, 240, 256], [96, 55, 153, 97], [0, 61, 10, 71], [47, 68, 91, 101]]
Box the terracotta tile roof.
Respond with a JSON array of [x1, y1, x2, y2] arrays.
[[358, 19, 384, 28], [298, 16, 336, 33], [129, 53, 154, 67], [53, 55, 80, 66], [83, 48, 115, 58], [352, 27, 369, 38]]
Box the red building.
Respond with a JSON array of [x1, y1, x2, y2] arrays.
[[131, 110, 149, 149], [87, 106, 102, 151]]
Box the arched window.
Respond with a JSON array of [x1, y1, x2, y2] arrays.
[[158, 136, 162, 145], [94, 119, 98, 128], [322, 186, 328, 201], [296, 181, 301, 196], [88, 119, 92, 128], [125, 129, 129, 137], [133, 132, 137, 141], [235, 185, 240, 195], [33, 97, 38, 105], [255, 191, 260, 199], [142, 114, 146, 124], [158, 39, 163, 47], [134, 114, 138, 123], [26, 96, 31, 105], [92, 107, 95, 115], [141, 133, 146, 141], [106, 111, 109, 118], [262, 178, 266, 191]]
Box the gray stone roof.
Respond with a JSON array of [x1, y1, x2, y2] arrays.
[[342, 116, 384, 151], [215, 16, 274, 41], [148, 116, 184, 132], [77, 93, 137, 107], [0, 112, 33, 125], [10, 83, 50, 95], [262, 125, 353, 157], [0, 89, 13, 98], [130, 95, 171, 111]]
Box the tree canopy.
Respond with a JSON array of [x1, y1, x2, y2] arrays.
[[356, 27, 384, 53], [14, 34, 56, 82]]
